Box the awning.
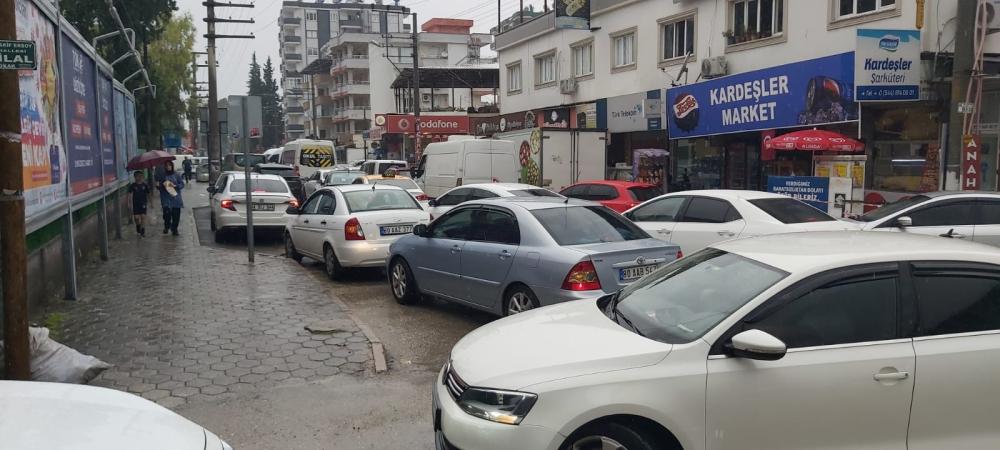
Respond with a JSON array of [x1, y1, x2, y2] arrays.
[[765, 129, 864, 152]]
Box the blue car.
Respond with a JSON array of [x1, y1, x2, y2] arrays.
[[387, 198, 681, 316]]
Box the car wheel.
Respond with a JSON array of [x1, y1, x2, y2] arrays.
[[389, 258, 420, 305], [564, 422, 660, 450], [323, 245, 343, 280], [503, 285, 539, 316], [285, 232, 303, 263]]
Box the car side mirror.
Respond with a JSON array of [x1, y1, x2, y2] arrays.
[[725, 329, 787, 361], [895, 216, 912, 228], [413, 224, 428, 237], [427, 199, 438, 207], [285, 206, 300, 215]]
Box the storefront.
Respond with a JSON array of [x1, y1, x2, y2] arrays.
[[372, 113, 476, 163], [606, 91, 667, 182]]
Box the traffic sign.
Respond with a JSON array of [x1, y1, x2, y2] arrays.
[[0, 40, 36, 70]]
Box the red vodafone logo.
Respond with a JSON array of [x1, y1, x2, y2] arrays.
[[385, 115, 470, 134]]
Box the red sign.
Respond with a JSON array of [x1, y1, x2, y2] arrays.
[[761, 130, 776, 161], [962, 134, 981, 190], [249, 127, 261, 139], [383, 114, 470, 134]]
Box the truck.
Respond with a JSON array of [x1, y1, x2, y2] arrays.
[[493, 128, 607, 192]]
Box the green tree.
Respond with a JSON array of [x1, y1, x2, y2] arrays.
[[247, 53, 264, 98], [262, 57, 283, 148], [144, 13, 196, 148]]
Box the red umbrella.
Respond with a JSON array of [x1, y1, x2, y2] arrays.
[[126, 150, 176, 170], [764, 129, 865, 152]]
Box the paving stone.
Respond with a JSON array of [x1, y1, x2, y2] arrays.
[[142, 389, 171, 401]]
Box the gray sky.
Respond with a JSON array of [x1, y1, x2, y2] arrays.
[[173, 0, 547, 99]]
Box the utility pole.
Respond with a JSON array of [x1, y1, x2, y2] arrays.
[[946, 0, 977, 189], [192, 52, 207, 154], [412, 12, 421, 161], [204, 0, 255, 183], [0, 0, 30, 380]]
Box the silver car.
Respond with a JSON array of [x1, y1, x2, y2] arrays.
[[387, 198, 681, 316]]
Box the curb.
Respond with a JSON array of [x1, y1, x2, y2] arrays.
[[304, 268, 389, 374]]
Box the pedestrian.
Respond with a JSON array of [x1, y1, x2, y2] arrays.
[[155, 161, 185, 236], [126, 171, 150, 237], [182, 157, 194, 183]]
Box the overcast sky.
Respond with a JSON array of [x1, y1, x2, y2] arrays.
[[173, 0, 547, 99]]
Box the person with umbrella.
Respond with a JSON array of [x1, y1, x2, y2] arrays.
[[154, 161, 185, 236]]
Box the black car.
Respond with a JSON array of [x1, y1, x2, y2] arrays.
[[253, 163, 306, 203]]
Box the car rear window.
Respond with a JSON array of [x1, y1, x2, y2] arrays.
[[510, 188, 561, 197], [532, 206, 650, 245], [234, 154, 266, 167], [229, 179, 288, 193], [371, 178, 419, 190], [628, 186, 662, 202], [326, 172, 360, 185], [749, 198, 835, 224], [343, 189, 420, 212]]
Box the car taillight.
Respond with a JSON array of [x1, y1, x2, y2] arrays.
[[562, 260, 601, 291], [415, 193, 430, 201], [676, 250, 683, 259], [456, 177, 462, 186], [344, 217, 365, 240], [287, 198, 300, 208], [220, 199, 236, 211]]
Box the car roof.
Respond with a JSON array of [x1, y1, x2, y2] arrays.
[[459, 183, 546, 191], [226, 172, 286, 180], [662, 189, 787, 201], [920, 191, 1000, 199], [473, 197, 594, 210], [361, 174, 413, 180], [327, 184, 407, 193], [572, 180, 657, 187], [714, 231, 1000, 274]]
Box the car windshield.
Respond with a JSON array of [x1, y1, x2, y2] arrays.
[[343, 189, 420, 212], [748, 198, 835, 223], [532, 206, 650, 245], [325, 171, 360, 185], [628, 186, 662, 202], [257, 167, 295, 177], [370, 178, 419, 190], [234, 154, 266, 167], [509, 188, 561, 197], [857, 195, 930, 222], [229, 179, 288, 193], [613, 249, 787, 344]]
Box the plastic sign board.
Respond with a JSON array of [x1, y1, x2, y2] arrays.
[[962, 134, 981, 190], [855, 29, 921, 101], [0, 40, 37, 69], [249, 127, 261, 139]]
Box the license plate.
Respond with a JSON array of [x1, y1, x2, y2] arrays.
[[251, 203, 275, 212], [380, 224, 413, 235], [619, 264, 659, 282]]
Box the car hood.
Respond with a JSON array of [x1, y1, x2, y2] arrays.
[[449, 300, 671, 390], [0, 381, 207, 450]]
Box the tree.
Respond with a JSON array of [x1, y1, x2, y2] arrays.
[[247, 53, 264, 98], [262, 57, 284, 148], [144, 14, 196, 148]]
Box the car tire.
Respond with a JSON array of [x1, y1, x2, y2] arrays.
[[323, 245, 343, 280], [563, 422, 661, 450], [389, 258, 420, 305], [503, 285, 539, 316], [285, 232, 303, 263]]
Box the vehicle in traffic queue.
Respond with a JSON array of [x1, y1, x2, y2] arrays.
[[559, 180, 663, 213], [849, 191, 1000, 246], [278, 139, 337, 178], [387, 198, 681, 317], [351, 171, 430, 206], [359, 159, 408, 176], [253, 163, 306, 203], [623, 190, 857, 255], [426, 183, 562, 220], [431, 231, 1000, 450], [411, 138, 519, 199], [195, 163, 210, 182], [284, 185, 431, 279], [1, 381, 234, 450], [209, 172, 299, 243], [303, 169, 335, 197], [304, 169, 363, 197]]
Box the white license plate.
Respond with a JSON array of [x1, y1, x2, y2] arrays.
[[380, 224, 413, 235], [251, 203, 275, 212], [619, 264, 659, 282]]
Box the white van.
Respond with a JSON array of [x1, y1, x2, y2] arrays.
[[278, 139, 336, 178], [360, 160, 408, 176], [413, 139, 518, 199]]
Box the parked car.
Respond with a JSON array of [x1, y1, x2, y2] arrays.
[[1, 380, 233, 450], [432, 231, 1000, 450], [559, 180, 662, 213], [195, 163, 210, 182], [849, 191, 1000, 246], [624, 190, 856, 254], [284, 185, 430, 279], [412, 139, 518, 198], [426, 183, 562, 219], [388, 198, 681, 316], [351, 172, 430, 205], [254, 162, 306, 203], [221, 153, 266, 172], [209, 172, 298, 243]]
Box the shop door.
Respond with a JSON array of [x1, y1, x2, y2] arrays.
[[724, 141, 762, 190]]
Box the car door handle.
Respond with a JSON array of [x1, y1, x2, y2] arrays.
[[873, 371, 910, 382], [450, 246, 462, 254], [939, 232, 967, 239], [717, 231, 736, 237], [320, 221, 327, 225], [657, 229, 672, 234], [498, 250, 512, 260], [304, 219, 310, 224]]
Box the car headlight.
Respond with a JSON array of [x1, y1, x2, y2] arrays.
[[457, 387, 537, 425]]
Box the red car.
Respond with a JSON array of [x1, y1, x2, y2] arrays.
[[559, 180, 663, 213]]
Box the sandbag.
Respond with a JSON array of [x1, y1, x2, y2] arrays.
[[2, 327, 112, 384]]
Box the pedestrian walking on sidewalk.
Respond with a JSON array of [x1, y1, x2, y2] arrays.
[[155, 162, 185, 236], [127, 171, 150, 237], [182, 157, 194, 183]]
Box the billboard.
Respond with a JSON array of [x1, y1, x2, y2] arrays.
[[16, 0, 66, 217], [855, 29, 921, 101], [555, 0, 590, 30], [98, 74, 116, 182], [381, 114, 470, 134], [113, 89, 127, 180], [61, 34, 101, 194], [125, 96, 137, 160]]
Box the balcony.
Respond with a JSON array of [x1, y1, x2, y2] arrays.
[[340, 18, 363, 28], [287, 106, 305, 114], [286, 124, 306, 132], [284, 88, 304, 97], [285, 53, 303, 61], [282, 17, 301, 26], [331, 107, 370, 122], [284, 35, 302, 43], [330, 55, 369, 73], [330, 81, 370, 98]]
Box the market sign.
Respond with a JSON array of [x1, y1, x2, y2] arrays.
[[383, 114, 470, 134], [855, 29, 921, 101], [498, 110, 536, 133], [962, 134, 981, 190], [470, 115, 500, 136], [0, 39, 36, 69], [666, 52, 857, 139], [555, 0, 590, 30]]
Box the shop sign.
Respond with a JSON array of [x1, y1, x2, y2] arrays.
[[470, 115, 500, 136], [0, 39, 36, 69], [608, 91, 663, 133], [542, 108, 570, 128], [383, 114, 470, 134], [855, 29, 921, 101], [962, 134, 981, 190], [767, 176, 832, 212], [498, 110, 536, 132], [555, 0, 590, 30], [576, 102, 599, 129], [761, 130, 776, 161], [666, 52, 857, 139]]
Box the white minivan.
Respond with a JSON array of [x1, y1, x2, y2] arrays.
[[278, 139, 336, 178], [413, 138, 518, 199]]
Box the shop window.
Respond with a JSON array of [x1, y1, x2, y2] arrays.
[[611, 28, 636, 71], [728, 0, 784, 46], [506, 61, 522, 94], [534, 51, 557, 87], [836, 0, 896, 19], [572, 40, 594, 78], [870, 142, 938, 193], [660, 13, 695, 64]]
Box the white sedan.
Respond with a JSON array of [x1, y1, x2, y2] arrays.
[[209, 172, 298, 243], [623, 189, 855, 254], [433, 231, 1000, 450], [425, 183, 562, 219], [1, 381, 232, 450], [284, 184, 430, 279]]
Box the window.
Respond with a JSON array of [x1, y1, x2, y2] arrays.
[[729, 0, 784, 45], [316, 194, 336, 215], [913, 266, 1000, 336], [436, 189, 471, 207], [301, 193, 324, 214], [980, 200, 1000, 224], [571, 40, 593, 78], [560, 184, 589, 198], [534, 51, 556, 86], [837, 0, 895, 19], [467, 188, 498, 201], [631, 197, 687, 222], [229, 179, 288, 193], [509, 188, 561, 198], [506, 62, 522, 93], [589, 185, 619, 201], [306, 11, 317, 21], [628, 186, 663, 202], [369, 178, 420, 190], [467, 209, 520, 245], [532, 206, 650, 246], [748, 198, 836, 224], [343, 189, 420, 212], [308, 48, 319, 56], [611, 30, 636, 69], [907, 201, 978, 227], [431, 208, 476, 240], [306, 30, 318, 39], [660, 14, 695, 62], [681, 197, 738, 223], [754, 271, 898, 348]]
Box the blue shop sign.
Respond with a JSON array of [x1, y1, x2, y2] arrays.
[[667, 52, 857, 139], [766, 176, 829, 211]]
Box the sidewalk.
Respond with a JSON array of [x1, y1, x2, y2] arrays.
[[47, 185, 372, 408]]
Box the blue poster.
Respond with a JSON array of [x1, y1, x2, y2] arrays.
[[61, 34, 101, 194], [667, 52, 857, 139], [125, 96, 137, 160], [113, 89, 127, 180], [766, 176, 830, 211], [98, 74, 116, 183]]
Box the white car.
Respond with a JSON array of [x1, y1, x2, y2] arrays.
[[284, 184, 430, 279], [849, 191, 1000, 246], [623, 189, 855, 254], [433, 231, 1000, 450], [1, 381, 233, 450], [351, 174, 430, 207], [209, 172, 298, 242], [425, 183, 562, 219]]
